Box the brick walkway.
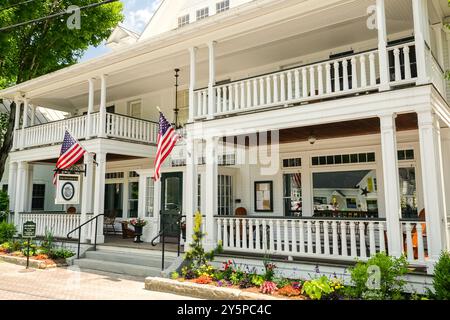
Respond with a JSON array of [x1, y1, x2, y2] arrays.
[[0, 261, 197, 300]]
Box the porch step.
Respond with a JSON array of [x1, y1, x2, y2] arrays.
[[73, 247, 177, 278], [73, 259, 163, 278], [84, 250, 175, 268]]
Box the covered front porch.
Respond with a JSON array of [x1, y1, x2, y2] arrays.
[[182, 85, 450, 273]]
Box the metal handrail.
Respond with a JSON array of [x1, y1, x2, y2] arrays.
[[67, 214, 104, 259], [151, 214, 186, 270]]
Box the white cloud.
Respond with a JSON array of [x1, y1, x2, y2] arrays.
[[123, 0, 162, 32]]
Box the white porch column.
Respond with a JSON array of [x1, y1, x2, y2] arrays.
[[185, 136, 198, 247], [417, 110, 448, 265], [376, 0, 390, 91], [205, 136, 218, 250], [20, 98, 29, 150], [86, 78, 95, 139], [379, 113, 403, 257], [412, 0, 431, 84], [26, 164, 34, 212], [30, 105, 36, 126], [188, 47, 198, 123], [99, 75, 107, 138], [207, 41, 216, 120], [151, 178, 161, 241], [81, 153, 94, 242], [93, 152, 106, 243], [14, 162, 28, 226], [301, 160, 313, 217], [7, 162, 18, 212]]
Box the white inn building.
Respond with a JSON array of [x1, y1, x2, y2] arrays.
[[1, 0, 450, 278]]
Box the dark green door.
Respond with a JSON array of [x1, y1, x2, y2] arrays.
[[160, 172, 183, 237]]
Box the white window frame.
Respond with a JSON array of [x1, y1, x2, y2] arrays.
[[216, 0, 230, 13], [196, 7, 209, 21], [127, 100, 142, 119], [178, 14, 190, 28]]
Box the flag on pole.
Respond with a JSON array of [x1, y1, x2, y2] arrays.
[[153, 111, 181, 181], [53, 130, 87, 184]]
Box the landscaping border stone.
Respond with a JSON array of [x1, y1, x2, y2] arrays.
[[0, 254, 67, 269], [144, 277, 284, 300]]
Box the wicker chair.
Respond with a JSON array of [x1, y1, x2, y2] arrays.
[[103, 210, 117, 235]]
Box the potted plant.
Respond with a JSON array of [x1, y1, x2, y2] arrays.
[[129, 218, 147, 243]]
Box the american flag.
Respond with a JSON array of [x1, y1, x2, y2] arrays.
[[153, 112, 181, 181], [293, 173, 302, 189], [53, 130, 86, 184]]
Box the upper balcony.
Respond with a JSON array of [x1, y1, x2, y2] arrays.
[[193, 40, 442, 119], [13, 111, 159, 150]]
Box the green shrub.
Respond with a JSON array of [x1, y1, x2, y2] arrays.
[[431, 251, 450, 300], [21, 240, 37, 257], [302, 276, 334, 300], [250, 274, 265, 287], [0, 221, 16, 243], [40, 229, 55, 254], [183, 212, 222, 276], [49, 248, 75, 259], [171, 272, 180, 280], [0, 191, 8, 211], [349, 252, 409, 300]]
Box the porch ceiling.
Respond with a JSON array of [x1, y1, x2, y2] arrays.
[[228, 113, 418, 145], [32, 153, 148, 165]]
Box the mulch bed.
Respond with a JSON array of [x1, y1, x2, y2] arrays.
[[181, 278, 307, 300], [0, 252, 67, 269]]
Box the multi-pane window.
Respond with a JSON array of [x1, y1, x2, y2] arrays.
[[105, 172, 124, 179], [312, 152, 375, 166], [216, 0, 230, 13], [283, 173, 302, 217], [128, 182, 139, 218], [178, 14, 190, 28], [196, 7, 209, 21], [145, 177, 154, 217], [398, 149, 415, 161], [218, 175, 233, 215], [282, 158, 302, 168], [129, 171, 139, 178], [32, 184, 45, 211], [399, 167, 417, 218], [312, 170, 379, 218], [218, 154, 236, 166]]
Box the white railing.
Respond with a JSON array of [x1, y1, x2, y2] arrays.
[[387, 42, 417, 85], [18, 212, 81, 239], [195, 49, 381, 118], [427, 49, 446, 96], [401, 220, 427, 266], [106, 113, 159, 144], [15, 112, 159, 149], [216, 216, 388, 262], [19, 114, 89, 149], [194, 42, 419, 119]]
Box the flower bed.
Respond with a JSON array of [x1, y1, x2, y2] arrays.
[[0, 231, 75, 269]]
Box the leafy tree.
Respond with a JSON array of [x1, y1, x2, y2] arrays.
[[0, 0, 124, 179]]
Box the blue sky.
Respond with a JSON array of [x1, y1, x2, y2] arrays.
[[81, 0, 162, 61]]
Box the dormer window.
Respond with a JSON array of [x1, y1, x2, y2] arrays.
[[178, 14, 190, 28], [196, 7, 209, 21], [216, 0, 230, 13]]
